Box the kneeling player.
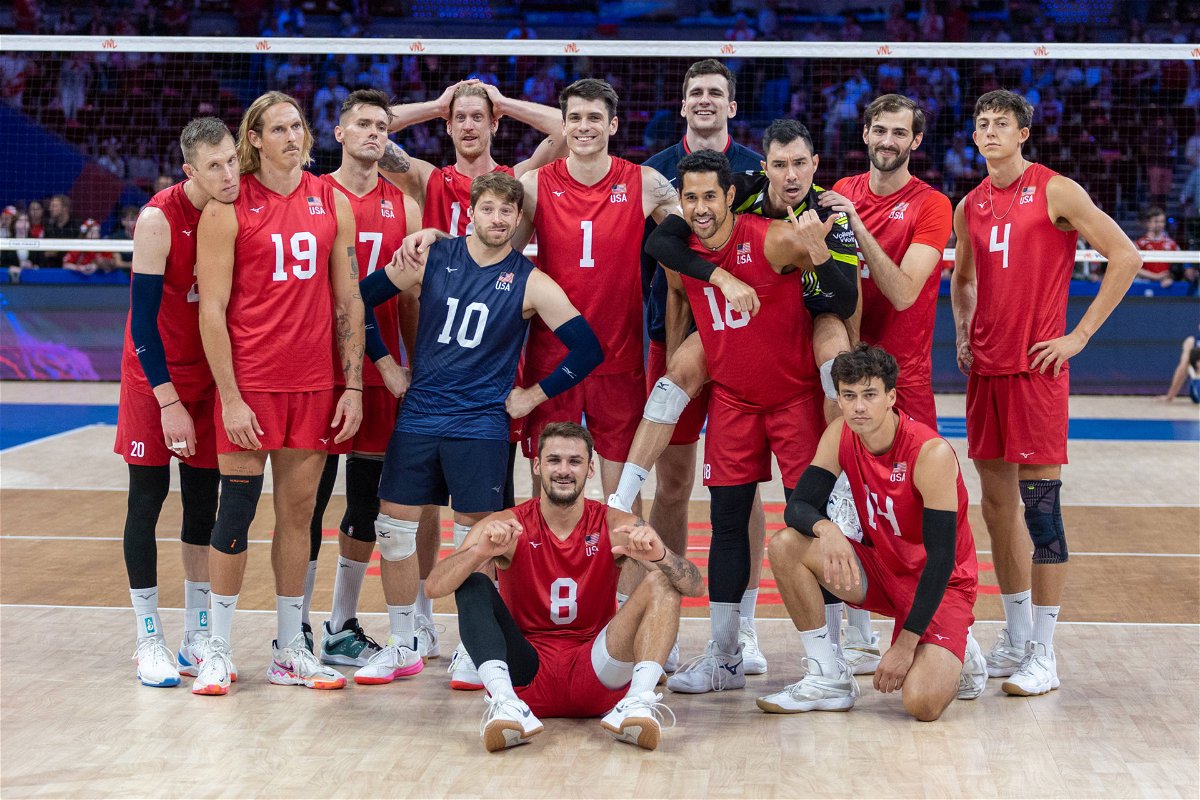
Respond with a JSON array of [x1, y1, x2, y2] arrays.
[[426, 423, 705, 752], [760, 344, 985, 720]]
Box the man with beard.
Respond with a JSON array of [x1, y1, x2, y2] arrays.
[[814, 94, 954, 678], [354, 172, 602, 685], [425, 422, 705, 753]]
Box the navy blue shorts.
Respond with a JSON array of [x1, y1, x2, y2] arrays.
[[379, 431, 509, 513]]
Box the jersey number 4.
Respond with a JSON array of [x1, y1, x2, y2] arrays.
[[989, 224, 1011, 270], [271, 232, 318, 282]]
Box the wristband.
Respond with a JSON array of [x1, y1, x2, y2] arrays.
[[160, 399, 181, 410], [345, 387, 363, 392], [650, 550, 667, 563]]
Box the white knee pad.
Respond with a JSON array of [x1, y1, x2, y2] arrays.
[[819, 358, 838, 402], [452, 522, 471, 549], [590, 625, 635, 690], [644, 377, 690, 424], [375, 514, 417, 561]]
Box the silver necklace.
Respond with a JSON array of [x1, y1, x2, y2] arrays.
[[988, 162, 1029, 221]]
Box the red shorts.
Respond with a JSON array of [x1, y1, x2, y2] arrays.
[[894, 383, 938, 431], [848, 539, 976, 661], [702, 391, 824, 487], [518, 365, 644, 463], [515, 637, 628, 719], [966, 370, 1069, 465], [114, 383, 217, 469], [215, 389, 336, 453], [328, 386, 400, 455], [646, 340, 709, 446]]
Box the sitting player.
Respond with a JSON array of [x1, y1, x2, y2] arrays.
[[425, 422, 705, 752], [759, 344, 986, 720]]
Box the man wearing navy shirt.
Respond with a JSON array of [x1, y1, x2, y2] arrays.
[[355, 171, 602, 686]]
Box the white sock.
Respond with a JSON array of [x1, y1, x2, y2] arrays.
[[302, 560, 318, 625], [612, 464, 648, 513], [130, 586, 162, 641], [616, 592, 629, 610], [210, 592, 238, 644], [799, 625, 838, 674], [478, 659, 518, 700], [739, 587, 759, 624], [277, 595, 304, 646], [452, 522, 471, 548], [710, 601, 740, 654], [846, 606, 873, 641], [184, 580, 211, 634], [1002, 590, 1034, 647], [416, 579, 433, 621], [1032, 604, 1060, 652], [388, 603, 417, 641], [330, 556, 368, 631], [824, 603, 844, 650], [627, 661, 664, 697]]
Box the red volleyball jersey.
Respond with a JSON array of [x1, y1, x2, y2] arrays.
[[528, 157, 645, 375], [833, 174, 952, 389], [1134, 233, 1178, 277], [229, 172, 339, 392], [119, 181, 214, 400], [422, 163, 515, 236], [839, 413, 978, 596], [498, 498, 619, 647], [681, 213, 821, 411], [964, 163, 1079, 375], [321, 174, 408, 388]]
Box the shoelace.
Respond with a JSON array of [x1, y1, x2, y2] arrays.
[[349, 624, 383, 652], [479, 695, 529, 736], [673, 644, 731, 690], [1014, 645, 1046, 674], [448, 647, 475, 674], [133, 637, 172, 665], [617, 693, 677, 730], [288, 642, 327, 676], [788, 657, 857, 698], [369, 638, 417, 666], [200, 639, 233, 680], [417, 621, 446, 642]]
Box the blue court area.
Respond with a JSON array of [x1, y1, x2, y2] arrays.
[[1, 402, 1197, 452], [0, 403, 119, 450]]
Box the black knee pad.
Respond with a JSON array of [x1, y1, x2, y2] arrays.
[[210, 474, 264, 555], [124, 464, 171, 589], [1021, 478, 1068, 564], [178, 463, 219, 547], [309, 454, 340, 560], [341, 454, 383, 543], [707, 482, 757, 604]]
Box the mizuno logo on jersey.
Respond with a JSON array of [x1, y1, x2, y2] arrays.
[[610, 183, 628, 203], [977, 201, 988, 210], [380, 199, 395, 219], [307, 196, 326, 216], [552, 190, 565, 197], [495, 271, 514, 291], [530, 541, 541, 548], [182, 229, 193, 236], [250, 206, 265, 213]]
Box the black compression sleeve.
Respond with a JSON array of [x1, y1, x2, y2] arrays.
[[783, 466, 838, 536], [360, 267, 402, 307], [901, 508, 958, 637], [644, 214, 716, 281], [130, 273, 171, 388], [361, 301, 390, 363]]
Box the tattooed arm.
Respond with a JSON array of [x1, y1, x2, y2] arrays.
[[329, 191, 364, 443], [609, 513, 705, 597], [378, 139, 436, 207], [641, 165, 682, 224]]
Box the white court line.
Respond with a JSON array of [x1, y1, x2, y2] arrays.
[[0, 424, 107, 454], [1, 603, 1196, 628], [3, 534, 1198, 559]]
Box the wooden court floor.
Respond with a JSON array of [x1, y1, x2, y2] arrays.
[[1, 383, 1197, 799]]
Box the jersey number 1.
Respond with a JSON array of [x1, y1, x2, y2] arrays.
[[579, 220, 594, 268]]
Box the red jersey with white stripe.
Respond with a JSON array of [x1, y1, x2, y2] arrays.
[[529, 157, 645, 375], [499, 498, 619, 647], [681, 213, 820, 411], [839, 413, 977, 595], [964, 163, 1079, 376], [832, 173, 952, 389], [1134, 233, 1178, 277], [120, 181, 213, 400], [229, 172, 339, 392], [321, 174, 408, 388], [423, 163, 515, 236]]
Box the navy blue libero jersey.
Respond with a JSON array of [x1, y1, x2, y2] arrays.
[[397, 236, 534, 439], [641, 138, 762, 342]]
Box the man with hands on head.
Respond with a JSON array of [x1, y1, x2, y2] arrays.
[[425, 422, 705, 753]]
